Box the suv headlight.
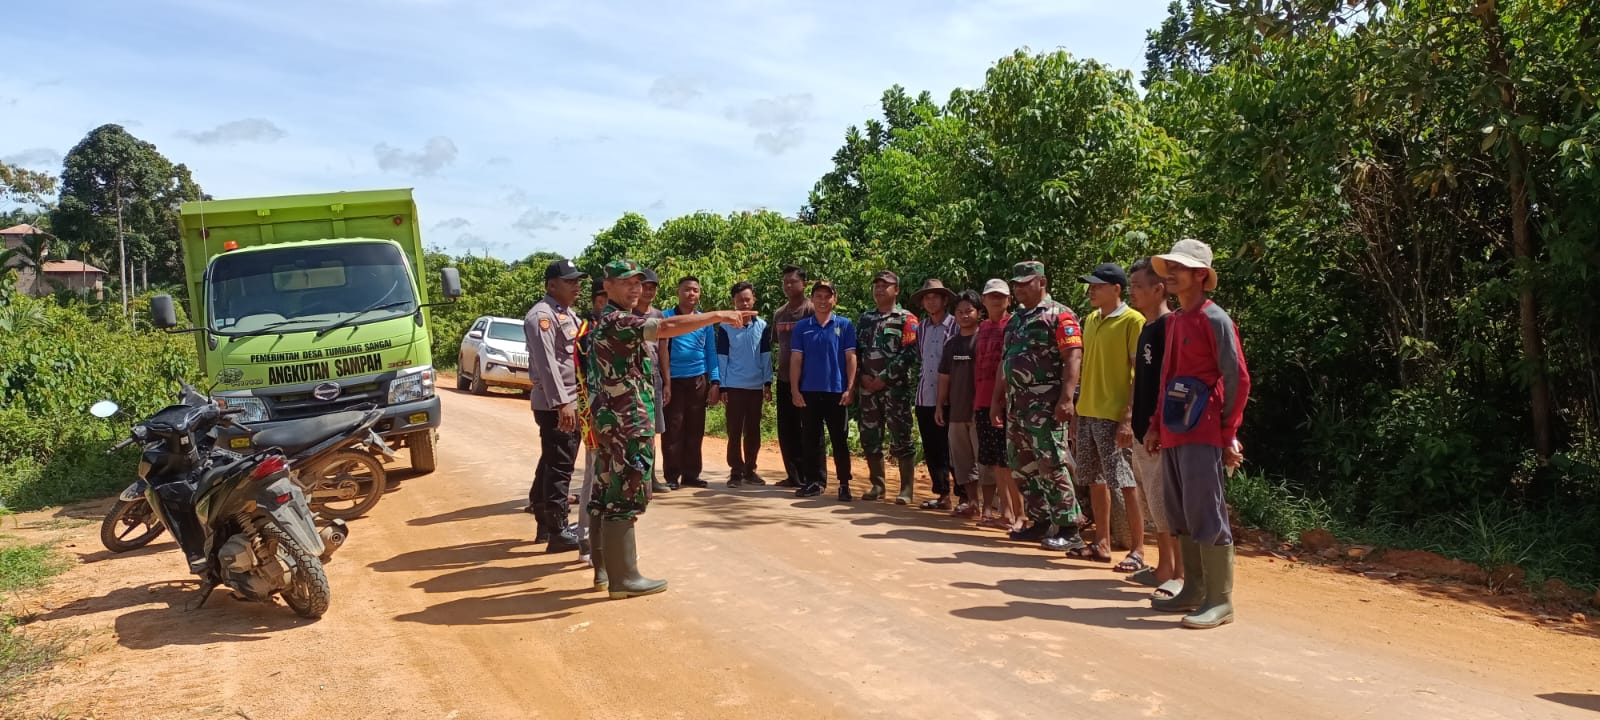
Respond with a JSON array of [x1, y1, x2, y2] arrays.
[[484, 345, 507, 359], [213, 395, 269, 423], [389, 365, 436, 404]]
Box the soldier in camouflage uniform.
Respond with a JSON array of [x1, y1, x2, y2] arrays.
[[586, 259, 754, 599], [989, 260, 1088, 551], [856, 270, 921, 503]]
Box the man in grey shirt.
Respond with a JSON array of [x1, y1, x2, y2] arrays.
[[524, 258, 587, 553]]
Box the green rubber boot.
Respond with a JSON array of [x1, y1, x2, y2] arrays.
[[1181, 544, 1235, 629], [862, 456, 887, 501], [895, 456, 917, 505], [1151, 535, 1205, 613], [589, 522, 608, 592], [601, 519, 667, 600]]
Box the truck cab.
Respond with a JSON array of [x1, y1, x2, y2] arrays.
[[150, 189, 460, 474]]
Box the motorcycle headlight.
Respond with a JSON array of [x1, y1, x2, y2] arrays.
[[389, 365, 436, 404], [213, 395, 269, 422]]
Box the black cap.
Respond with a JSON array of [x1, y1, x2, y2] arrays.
[[810, 279, 836, 295], [641, 268, 659, 285], [872, 270, 899, 286], [1079, 262, 1128, 288], [545, 258, 587, 281]]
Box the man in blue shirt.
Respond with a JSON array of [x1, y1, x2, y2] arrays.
[[716, 282, 774, 488], [662, 276, 720, 489], [790, 280, 858, 500]]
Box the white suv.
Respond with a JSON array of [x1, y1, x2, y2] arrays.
[[456, 315, 531, 394]]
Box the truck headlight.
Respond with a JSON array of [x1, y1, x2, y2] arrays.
[[389, 365, 435, 404], [214, 395, 269, 423], [484, 345, 507, 359]]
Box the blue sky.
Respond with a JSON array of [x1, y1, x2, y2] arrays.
[[2, 0, 1171, 259]]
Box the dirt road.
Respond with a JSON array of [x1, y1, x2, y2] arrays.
[[6, 388, 1600, 719]]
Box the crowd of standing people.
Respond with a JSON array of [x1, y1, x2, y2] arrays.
[[518, 238, 1250, 630]]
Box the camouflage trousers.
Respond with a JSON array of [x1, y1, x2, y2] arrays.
[[587, 431, 654, 521], [1006, 410, 1081, 528], [858, 388, 915, 459]]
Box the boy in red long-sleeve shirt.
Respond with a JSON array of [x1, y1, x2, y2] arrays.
[[1145, 238, 1251, 629]]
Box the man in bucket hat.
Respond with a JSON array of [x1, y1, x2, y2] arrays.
[[1145, 239, 1251, 629], [990, 260, 1087, 552], [911, 278, 959, 510]]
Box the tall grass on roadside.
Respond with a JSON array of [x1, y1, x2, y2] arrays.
[[1355, 501, 1600, 590], [1225, 470, 1339, 543]]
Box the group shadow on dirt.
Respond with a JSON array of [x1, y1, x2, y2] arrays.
[[367, 537, 599, 626]]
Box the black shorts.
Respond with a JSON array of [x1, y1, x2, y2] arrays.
[[976, 407, 1007, 466]]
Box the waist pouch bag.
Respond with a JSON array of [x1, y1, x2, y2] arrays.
[[1163, 376, 1212, 435]]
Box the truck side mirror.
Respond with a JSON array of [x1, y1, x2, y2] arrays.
[[439, 268, 462, 299], [151, 294, 178, 329]]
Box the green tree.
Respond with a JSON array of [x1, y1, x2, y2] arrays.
[[51, 124, 204, 315], [0, 161, 56, 206]]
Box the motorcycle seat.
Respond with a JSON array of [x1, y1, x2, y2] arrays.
[[194, 456, 250, 499], [251, 411, 370, 456]]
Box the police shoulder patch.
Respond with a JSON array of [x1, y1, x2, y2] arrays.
[[539, 317, 553, 331]]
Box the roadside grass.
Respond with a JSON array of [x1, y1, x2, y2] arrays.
[[1226, 471, 1600, 591], [0, 539, 73, 703]]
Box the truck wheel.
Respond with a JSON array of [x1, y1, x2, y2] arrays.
[[470, 363, 488, 395], [410, 429, 438, 474]]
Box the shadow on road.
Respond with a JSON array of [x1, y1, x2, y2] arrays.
[[368, 539, 541, 573], [949, 599, 1175, 630], [393, 586, 598, 626], [1537, 693, 1600, 712], [74, 539, 179, 565], [407, 500, 525, 527], [920, 549, 1064, 570], [29, 580, 313, 649]]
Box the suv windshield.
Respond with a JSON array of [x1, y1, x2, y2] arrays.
[[487, 321, 524, 342], [208, 242, 418, 335]]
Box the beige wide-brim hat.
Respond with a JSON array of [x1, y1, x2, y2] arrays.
[[1152, 238, 1218, 292]]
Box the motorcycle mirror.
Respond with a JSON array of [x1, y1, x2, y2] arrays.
[[90, 400, 120, 418]]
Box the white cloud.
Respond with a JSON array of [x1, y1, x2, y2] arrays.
[[2, 147, 61, 168], [725, 93, 815, 155], [432, 216, 471, 231], [513, 207, 571, 236], [179, 118, 287, 145], [374, 136, 458, 176], [647, 75, 704, 109]]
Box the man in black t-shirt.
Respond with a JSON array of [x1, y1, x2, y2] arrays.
[[1128, 257, 1182, 601]]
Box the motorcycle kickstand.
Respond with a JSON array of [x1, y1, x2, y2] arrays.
[[188, 582, 219, 611]]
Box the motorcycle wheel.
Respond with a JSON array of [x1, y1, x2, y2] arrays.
[[264, 527, 331, 619], [297, 449, 386, 520], [99, 498, 165, 553]]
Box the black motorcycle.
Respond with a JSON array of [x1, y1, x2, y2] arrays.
[[100, 385, 391, 554], [92, 393, 350, 618]]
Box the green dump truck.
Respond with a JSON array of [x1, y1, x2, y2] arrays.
[[149, 188, 461, 474]]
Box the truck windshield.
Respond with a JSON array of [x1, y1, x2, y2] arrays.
[[208, 242, 418, 335], [487, 321, 524, 342]]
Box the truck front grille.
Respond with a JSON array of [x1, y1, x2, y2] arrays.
[[263, 380, 385, 420]]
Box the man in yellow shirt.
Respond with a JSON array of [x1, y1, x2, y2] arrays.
[[1071, 262, 1148, 572]]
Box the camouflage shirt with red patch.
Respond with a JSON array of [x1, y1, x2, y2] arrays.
[[1002, 294, 1082, 421]]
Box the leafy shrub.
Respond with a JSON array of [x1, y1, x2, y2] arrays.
[[0, 287, 198, 510]]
